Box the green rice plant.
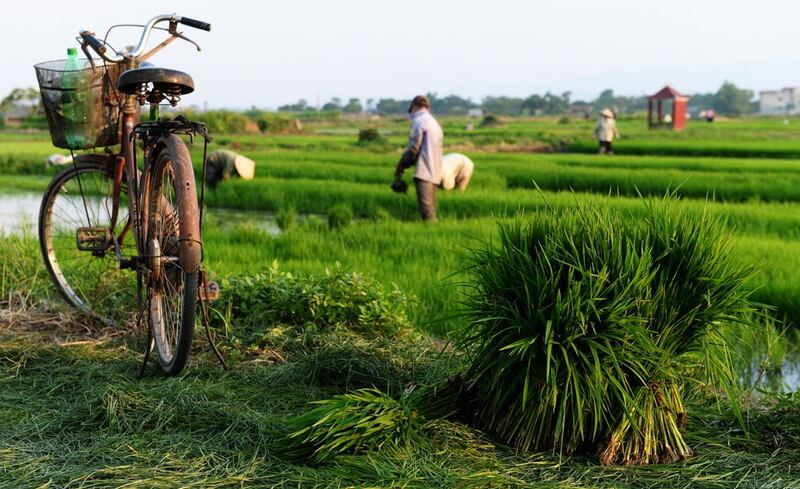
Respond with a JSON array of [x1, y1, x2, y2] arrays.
[[328, 203, 353, 229], [0, 234, 53, 307], [458, 200, 754, 465], [276, 205, 297, 231], [356, 128, 387, 147], [300, 214, 326, 232], [282, 387, 425, 463]]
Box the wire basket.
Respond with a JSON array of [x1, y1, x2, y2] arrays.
[[34, 59, 125, 150]]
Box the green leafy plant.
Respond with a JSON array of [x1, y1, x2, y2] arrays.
[[216, 264, 413, 339]]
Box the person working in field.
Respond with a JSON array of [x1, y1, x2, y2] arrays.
[[441, 153, 474, 191], [595, 108, 620, 155], [204, 149, 256, 189], [393, 95, 444, 221]]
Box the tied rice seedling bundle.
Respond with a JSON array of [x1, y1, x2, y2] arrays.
[[281, 387, 426, 463], [458, 200, 753, 465]]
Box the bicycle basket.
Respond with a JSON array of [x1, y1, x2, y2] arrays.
[[34, 59, 124, 150]]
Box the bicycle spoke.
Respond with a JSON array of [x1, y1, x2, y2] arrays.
[[41, 164, 133, 321]]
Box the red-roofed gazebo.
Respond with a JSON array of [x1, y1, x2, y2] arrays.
[[648, 85, 689, 131]]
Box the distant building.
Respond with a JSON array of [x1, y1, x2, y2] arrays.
[[0, 99, 37, 126], [467, 108, 483, 118], [647, 85, 688, 131], [759, 88, 800, 115]]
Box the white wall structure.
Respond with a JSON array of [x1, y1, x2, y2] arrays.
[[759, 88, 800, 115]]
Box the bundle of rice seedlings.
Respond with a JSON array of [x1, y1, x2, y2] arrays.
[[458, 200, 753, 465], [282, 387, 425, 463], [598, 202, 753, 464]]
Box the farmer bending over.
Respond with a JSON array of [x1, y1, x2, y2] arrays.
[[204, 150, 256, 189], [394, 95, 444, 221], [441, 153, 474, 191]]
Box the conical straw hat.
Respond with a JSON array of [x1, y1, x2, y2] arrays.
[[234, 154, 255, 180]]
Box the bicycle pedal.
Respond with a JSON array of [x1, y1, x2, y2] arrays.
[[76, 227, 112, 252], [200, 279, 220, 302]]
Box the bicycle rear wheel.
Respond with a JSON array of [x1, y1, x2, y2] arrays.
[[145, 135, 201, 375], [38, 158, 133, 321]]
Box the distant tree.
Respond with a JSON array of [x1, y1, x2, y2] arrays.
[[542, 91, 570, 114], [375, 98, 409, 115], [687, 92, 715, 114], [713, 82, 754, 116], [278, 99, 309, 112], [343, 97, 363, 114], [0, 87, 41, 113], [365, 98, 375, 113], [593, 89, 616, 110], [322, 97, 342, 112], [521, 94, 545, 115], [430, 94, 476, 115], [589, 89, 646, 114], [481, 96, 524, 116]]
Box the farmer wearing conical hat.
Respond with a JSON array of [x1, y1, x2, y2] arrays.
[[204, 150, 256, 189], [393, 95, 444, 221], [595, 108, 620, 155]]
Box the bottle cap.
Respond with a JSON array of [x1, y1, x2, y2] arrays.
[[67, 47, 78, 57]]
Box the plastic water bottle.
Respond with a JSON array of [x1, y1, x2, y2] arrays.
[[62, 48, 88, 148]]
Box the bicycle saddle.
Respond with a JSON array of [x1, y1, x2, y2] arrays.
[[117, 67, 194, 95]]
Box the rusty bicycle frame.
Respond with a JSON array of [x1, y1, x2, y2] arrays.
[[84, 21, 190, 265], [73, 14, 226, 374]]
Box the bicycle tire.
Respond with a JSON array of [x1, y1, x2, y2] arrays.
[[38, 157, 133, 321], [145, 134, 201, 375]]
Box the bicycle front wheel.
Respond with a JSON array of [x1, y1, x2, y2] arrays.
[[38, 158, 133, 322], [145, 135, 201, 375]]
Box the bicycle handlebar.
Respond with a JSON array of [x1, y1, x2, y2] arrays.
[[179, 16, 211, 32], [80, 13, 210, 63], [80, 31, 107, 55]]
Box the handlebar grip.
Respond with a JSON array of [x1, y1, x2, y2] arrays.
[[80, 31, 106, 54], [179, 16, 211, 31]]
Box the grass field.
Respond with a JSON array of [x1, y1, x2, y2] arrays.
[[4, 116, 800, 486]]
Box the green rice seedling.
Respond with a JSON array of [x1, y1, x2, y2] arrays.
[[458, 200, 754, 465], [282, 386, 425, 463], [276, 205, 297, 231], [328, 203, 353, 229], [371, 206, 392, 222], [300, 214, 327, 232]]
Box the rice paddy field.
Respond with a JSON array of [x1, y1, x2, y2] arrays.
[[3, 116, 800, 487]]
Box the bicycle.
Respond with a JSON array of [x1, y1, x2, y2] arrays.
[[34, 14, 219, 375]]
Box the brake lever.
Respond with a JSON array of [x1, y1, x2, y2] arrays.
[[81, 44, 97, 69], [173, 31, 202, 52], [75, 35, 97, 69]]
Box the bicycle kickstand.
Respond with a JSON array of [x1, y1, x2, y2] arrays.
[[136, 271, 154, 379], [200, 270, 228, 371]]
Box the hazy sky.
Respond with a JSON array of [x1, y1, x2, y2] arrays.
[[9, 0, 800, 109]]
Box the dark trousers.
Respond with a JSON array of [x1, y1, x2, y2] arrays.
[[599, 140, 613, 154], [414, 178, 437, 221]]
